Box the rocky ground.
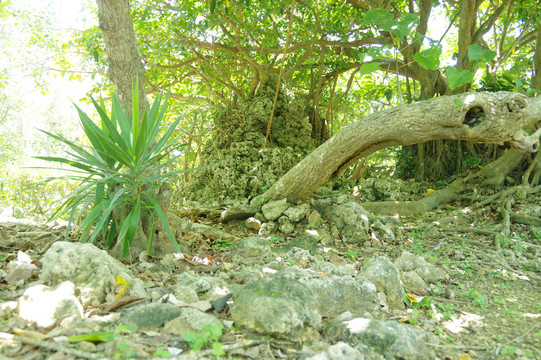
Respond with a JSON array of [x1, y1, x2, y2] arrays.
[[0, 181, 539, 360]]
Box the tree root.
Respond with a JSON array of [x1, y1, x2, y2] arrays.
[[362, 148, 533, 215]]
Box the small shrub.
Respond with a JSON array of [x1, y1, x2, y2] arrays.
[[36, 80, 202, 257]]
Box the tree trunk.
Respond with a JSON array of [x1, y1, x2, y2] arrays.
[[96, 0, 147, 112], [263, 92, 541, 203]]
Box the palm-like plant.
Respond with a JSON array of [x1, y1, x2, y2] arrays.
[[36, 86, 192, 257]]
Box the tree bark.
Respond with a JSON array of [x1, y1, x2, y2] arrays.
[[263, 92, 541, 203], [96, 0, 147, 112], [532, 23, 541, 90]]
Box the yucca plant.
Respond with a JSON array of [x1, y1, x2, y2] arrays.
[[36, 84, 193, 257]]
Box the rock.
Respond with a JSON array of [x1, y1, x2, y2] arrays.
[[305, 228, 334, 247], [172, 285, 199, 304], [210, 293, 232, 312], [231, 270, 321, 343], [18, 281, 83, 328], [310, 261, 356, 277], [261, 198, 289, 221], [313, 199, 372, 243], [394, 251, 448, 284], [307, 341, 386, 360], [245, 217, 262, 231], [370, 219, 396, 242], [334, 318, 435, 360], [278, 216, 295, 233], [401, 271, 427, 291], [118, 303, 182, 329], [307, 342, 361, 360], [296, 272, 378, 317], [359, 256, 404, 309], [284, 203, 310, 222], [176, 272, 230, 300], [40, 242, 141, 306], [232, 236, 272, 259], [258, 221, 277, 237], [163, 307, 220, 335], [307, 211, 323, 228], [221, 204, 260, 222], [274, 235, 322, 255]]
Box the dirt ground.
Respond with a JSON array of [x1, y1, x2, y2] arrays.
[[0, 189, 540, 360]]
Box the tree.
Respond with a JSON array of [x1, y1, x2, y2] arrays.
[[71, 1, 541, 214], [262, 92, 541, 207], [95, 0, 147, 112]]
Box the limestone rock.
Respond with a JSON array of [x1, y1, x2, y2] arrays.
[[163, 307, 220, 335], [394, 251, 448, 284], [307, 210, 323, 228], [119, 303, 182, 329], [261, 198, 289, 221], [245, 217, 262, 231], [231, 270, 321, 343], [334, 318, 435, 360], [40, 241, 141, 306], [18, 281, 83, 328], [359, 256, 404, 309], [232, 236, 271, 259], [172, 285, 199, 304], [313, 199, 372, 243], [284, 203, 310, 223], [221, 204, 259, 222]]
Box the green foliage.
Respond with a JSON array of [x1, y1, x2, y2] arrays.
[[445, 67, 474, 90], [466, 289, 488, 308], [359, 62, 382, 75], [462, 156, 481, 169], [35, 82, 197, 257], [269, 235, 285, 243], [182, 323, 223, 353], [0, 169, 80, 221], [0, 130, 22, 166], [467, 44, 496, 64], [412, 46, 442, 70], [68, 323, 137, 344], [436, 303, 455, 320], [395, 147, 414, 178], [153, 347, 172, 358], [403, 294, 433, 309]]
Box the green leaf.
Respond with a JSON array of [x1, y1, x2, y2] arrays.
[[468, 44, 483, 61], [468, 44, 496, 63], [145, 194, 181, 253], [384, 89, 393, 102], [359, 62, 381, 75], [445, 67, 474, 89], [210, 0, 216, 13], [118, 199, 141, 258], [212, 342, 225, 357], [68, 332, 116, 343], [412, 46, 441, 70], [363, 8, 393, 26]]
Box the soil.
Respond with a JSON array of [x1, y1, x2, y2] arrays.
[[0, 188, 539, 360]]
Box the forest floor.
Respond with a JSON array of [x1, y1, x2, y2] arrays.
[[0, 185, 539, 360]]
